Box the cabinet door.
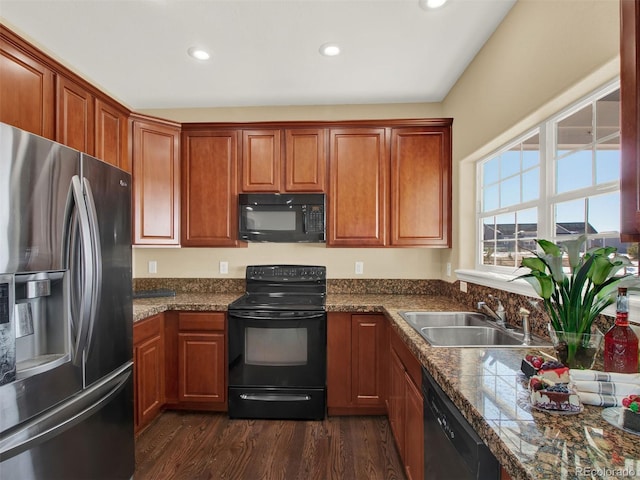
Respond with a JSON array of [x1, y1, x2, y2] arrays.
[[285, 128, 326, 192], [389, 347, 406, 458], [328, 128, 388, 246], [351, 314, 385, 407], [620, 0, 640, 241], [404, 371, 424, 480], [132, 119, 180, 245], [0, 36, 54, 139], [95, 98, 129, 172], [390, 127, 451, 247], [327, 312, 352, 410], [56, 75, 94, 154], [242, 129, 281, 191], [135, 333, 165, 431], [182, 130, 240, 246], [178, 332, 226, 403]]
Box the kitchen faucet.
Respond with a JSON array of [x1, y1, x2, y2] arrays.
[[477, 295, 506, 327]]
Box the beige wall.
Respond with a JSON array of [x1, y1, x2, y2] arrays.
[[441, 0, 620, 279], [134, 0, 620, 281]]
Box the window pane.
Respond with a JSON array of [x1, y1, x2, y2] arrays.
[[501, 149, 520, 178], [516, 208, 537, 239], [555, 199, 586, 236], [500, 176, 520, 207], [522, 168, 539, 202], [483, 157, 499, 185], [556, 150, 592, 193], [588, 192, 620, 234], [482, 241, 496, 266], [522, 134, 540, 169], [596, 89, 620, 141], [483, 217, 496, 241], [483, 184, 499, 212], [556, 104, 593, 153], [495, 240, 516, 268], [595, 141, 620, 185], [496, 213, 515, 241]]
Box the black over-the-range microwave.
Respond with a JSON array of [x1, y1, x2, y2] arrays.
[[238, 193, 326, 243]]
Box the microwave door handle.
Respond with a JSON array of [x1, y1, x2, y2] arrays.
[[68, 176, 94, 366]]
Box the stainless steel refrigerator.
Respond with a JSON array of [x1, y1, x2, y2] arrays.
[[0, 123, 134, 479]]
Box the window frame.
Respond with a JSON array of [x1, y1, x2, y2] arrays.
[[475, 79, 621, 276]]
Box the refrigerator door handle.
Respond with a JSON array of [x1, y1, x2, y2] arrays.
[[0, 363, 132, 462], [68, 175, 95, 366], [81, 178, 102, 358]]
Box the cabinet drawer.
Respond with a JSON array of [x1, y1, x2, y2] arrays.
[[178, 312, 225, 331], [133, 314, 163, 344]]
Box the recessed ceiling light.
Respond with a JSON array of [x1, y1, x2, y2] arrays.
[[418, 0, 448, 10], [187, 47, 210, 60], [319, 43, 340, 57]]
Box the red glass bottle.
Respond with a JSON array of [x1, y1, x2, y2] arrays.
[[604, 287, 639, 373]]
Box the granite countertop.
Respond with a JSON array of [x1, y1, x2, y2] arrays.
[[133, 293, 640, 480]]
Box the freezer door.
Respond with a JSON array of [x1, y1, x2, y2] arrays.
[[80, 154, 132, 386], [0, 123, 80, 273], [0, 363, 134, 480]]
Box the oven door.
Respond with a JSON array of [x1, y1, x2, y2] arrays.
[[227, 310, 326, 419]]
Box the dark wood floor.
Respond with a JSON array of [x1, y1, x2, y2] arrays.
[[135, 411, 407, 480]]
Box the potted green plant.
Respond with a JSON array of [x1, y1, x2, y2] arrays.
[[515, 235, 634, 368]]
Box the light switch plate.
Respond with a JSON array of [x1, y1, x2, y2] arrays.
[[355, 261, 364, 275], [148, 261, 157, 274], [219, 261, 229, 274]]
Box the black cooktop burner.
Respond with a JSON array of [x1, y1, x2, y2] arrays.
[[229, 265, 326, 312]]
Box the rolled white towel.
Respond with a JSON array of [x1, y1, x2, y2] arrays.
[[576, 391, 627, 407], [569, 369, 640, 384], [572, 380, 640, 396]]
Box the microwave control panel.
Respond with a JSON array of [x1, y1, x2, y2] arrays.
[[305, 205, 325, 233]]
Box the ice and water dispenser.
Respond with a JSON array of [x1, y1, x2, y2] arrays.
[[0, 271, 70, 387]]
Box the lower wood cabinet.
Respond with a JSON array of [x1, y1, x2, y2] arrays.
[[327, 312, 386, 415], [176, 312, 226, 408], [388, 323, 424, 480], [133, 313, 165, 434]]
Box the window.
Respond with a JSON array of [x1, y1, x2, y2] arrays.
[[477, 81, 624, 273]]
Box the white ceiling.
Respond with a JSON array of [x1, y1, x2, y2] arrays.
[[0, 0, 516, 110]]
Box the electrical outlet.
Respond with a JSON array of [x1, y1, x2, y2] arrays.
[[148, 261, 157, 274], [460, 281, 468, 293], [219, 261, 229, 274], [355, 261, 364, 275], [446, 262, 452, 277]]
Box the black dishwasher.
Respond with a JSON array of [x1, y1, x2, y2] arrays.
[[422, 368, 499, 480]]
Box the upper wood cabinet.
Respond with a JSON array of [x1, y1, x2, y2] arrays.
[[0, 31, 55, 139], [328, 128, 388, 246], [241, 127, 326, 192], [56, 75, 94, 154], [181, 129, 242, 247], [620, 0, 640, 242], [132, 116, 181, 245], [94, 98, 130, 172], [390, 127, 451, 247], [285, 128, 326, 192], [328, 122, 452, 248]]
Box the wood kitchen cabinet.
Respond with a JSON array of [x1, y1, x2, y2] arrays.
[[132, 115, 181, 245], [241, 127, 326, 193], [327, 312, 386, 415], [0, 27, 55, 139], [176, 312, 227, 409], [56, 75, 94, 154], [388, 323, 424, 480], [620, 0, 640, 242], [94, 97, 129, 172], [133, 313, 165, 434], [181, 128, 242, 247], [328, 128, 388, 246], [390, 127, 451, 247]]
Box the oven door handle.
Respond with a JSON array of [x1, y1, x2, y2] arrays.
[[240, 393, 312, 402], [229, 311, 326, 321]]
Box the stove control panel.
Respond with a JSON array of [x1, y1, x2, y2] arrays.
[[246, 265, 326, 282]]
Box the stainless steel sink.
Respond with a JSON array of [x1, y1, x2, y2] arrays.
[[398, 311, 551, 348]]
